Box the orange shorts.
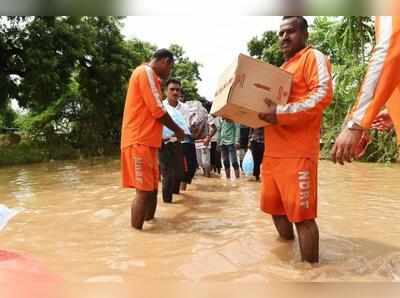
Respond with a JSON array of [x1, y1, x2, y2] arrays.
[[260, 157, 318, 223], [121, 144, 159, 191]]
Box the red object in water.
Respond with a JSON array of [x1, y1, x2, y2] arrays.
[[0, 250, 62, 298]]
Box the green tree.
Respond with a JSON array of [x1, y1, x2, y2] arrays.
[[338, 16, 374, 64], [168, 44, 203, 101], [0, 17, 27, 111], [16, 17, 83, 111], [0, 16, 86, 143], [126, 38, 156, 63], [309, 17, 343, 65], [0, 103, 17, 128], [247, 31, 284, 66], [0, 16, 205, 161], [72, 17, 138, 153]]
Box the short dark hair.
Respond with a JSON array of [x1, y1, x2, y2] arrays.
[[167, 79, 181, 87], [152, 48, 174, 62], [203, 101, 212, 113], [282, 16, 308, 32]]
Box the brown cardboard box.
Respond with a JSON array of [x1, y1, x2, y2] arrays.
[[210, 54, 292, 128]]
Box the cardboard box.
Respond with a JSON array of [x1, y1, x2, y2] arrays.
[[210, 54, 292, 128]]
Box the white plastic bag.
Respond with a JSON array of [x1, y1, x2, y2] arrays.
[[185, 100, 209, 139], [0, 204, 19, 231], [242, 149, 254, 176]]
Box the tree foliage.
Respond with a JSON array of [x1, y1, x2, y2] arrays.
[[248, 31, 283, 66], [0, 16, 203, 156], [169, 44, 202, 101]]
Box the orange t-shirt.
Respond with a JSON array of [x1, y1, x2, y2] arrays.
[[121, 64, 166, 149], [264, 46, 333, 161], [349, 16, 400, 129]]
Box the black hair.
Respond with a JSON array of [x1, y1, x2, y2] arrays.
[[200, 99, 212, 113], [152, 48, 174, 62], [166, 79, 181, 86], [282, 16, 308, 32]]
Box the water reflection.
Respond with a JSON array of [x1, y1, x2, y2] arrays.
[[11, 169, 35, 204]]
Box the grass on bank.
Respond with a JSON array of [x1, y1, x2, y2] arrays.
[[0, 141, 119, 166]]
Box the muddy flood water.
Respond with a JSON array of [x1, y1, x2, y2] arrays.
[[1, 158, 400, 296]]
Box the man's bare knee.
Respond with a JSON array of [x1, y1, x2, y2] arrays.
[[272, 215, 295, 240], [295, 219, 318, 232]]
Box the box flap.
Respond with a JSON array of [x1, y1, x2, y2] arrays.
[[214, 103, 270, 128], [210, 56, 238, 115]]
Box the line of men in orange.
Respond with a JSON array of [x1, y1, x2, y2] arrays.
[[121, 16, 400, 263]]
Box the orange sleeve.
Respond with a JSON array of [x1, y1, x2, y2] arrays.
[[276, 50, 333, 126], [349, 16, 400, 129], [385, 87, 400, 144], [138, 67, 166, 119]]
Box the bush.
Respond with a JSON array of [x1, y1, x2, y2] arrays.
[[0, 141, 79, 166]]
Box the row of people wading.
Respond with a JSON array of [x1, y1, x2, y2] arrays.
[[159, 78, 265, 203]]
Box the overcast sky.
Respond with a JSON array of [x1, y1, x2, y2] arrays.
[[121, 16, 295, 101]]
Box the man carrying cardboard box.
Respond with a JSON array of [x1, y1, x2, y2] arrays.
[[258, 16, 333, 263]]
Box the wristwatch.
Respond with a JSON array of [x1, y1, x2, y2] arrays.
[[346, 120, 364, 131]]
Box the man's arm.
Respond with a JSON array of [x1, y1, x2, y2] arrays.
[[259, 49, 333, 126], [204, 123, 217, 146], [371, 110, 394, 131], [347, 16, 400, 129], [139, 67, 184, 140], [159, 113, 184, 140], [331, 17, 400, 164], [139, 66, 167, 119]]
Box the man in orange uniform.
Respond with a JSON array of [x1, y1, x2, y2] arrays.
[[332, 16, 400, 164], [258, 16, 333, 263], [121, 49, 184, 230]]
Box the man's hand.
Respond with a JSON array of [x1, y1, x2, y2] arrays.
[[235, 143, 240, 150], [159, 113, 186, 141], [371, 110, 393, 131], [258, 98, 277, 124], [203, 136, 211, 146], [175, 127, 185, 141], [331, 127, 364, 165]]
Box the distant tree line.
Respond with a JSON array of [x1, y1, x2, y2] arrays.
[[0, 16, 203, 155]]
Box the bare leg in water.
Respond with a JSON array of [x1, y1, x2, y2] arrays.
[[144, 190, 158, 221], [132, 190, 158, 229], [272, 215, 319, 262], [295, 219, 319, 263], [272, 215, 295, 240]]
